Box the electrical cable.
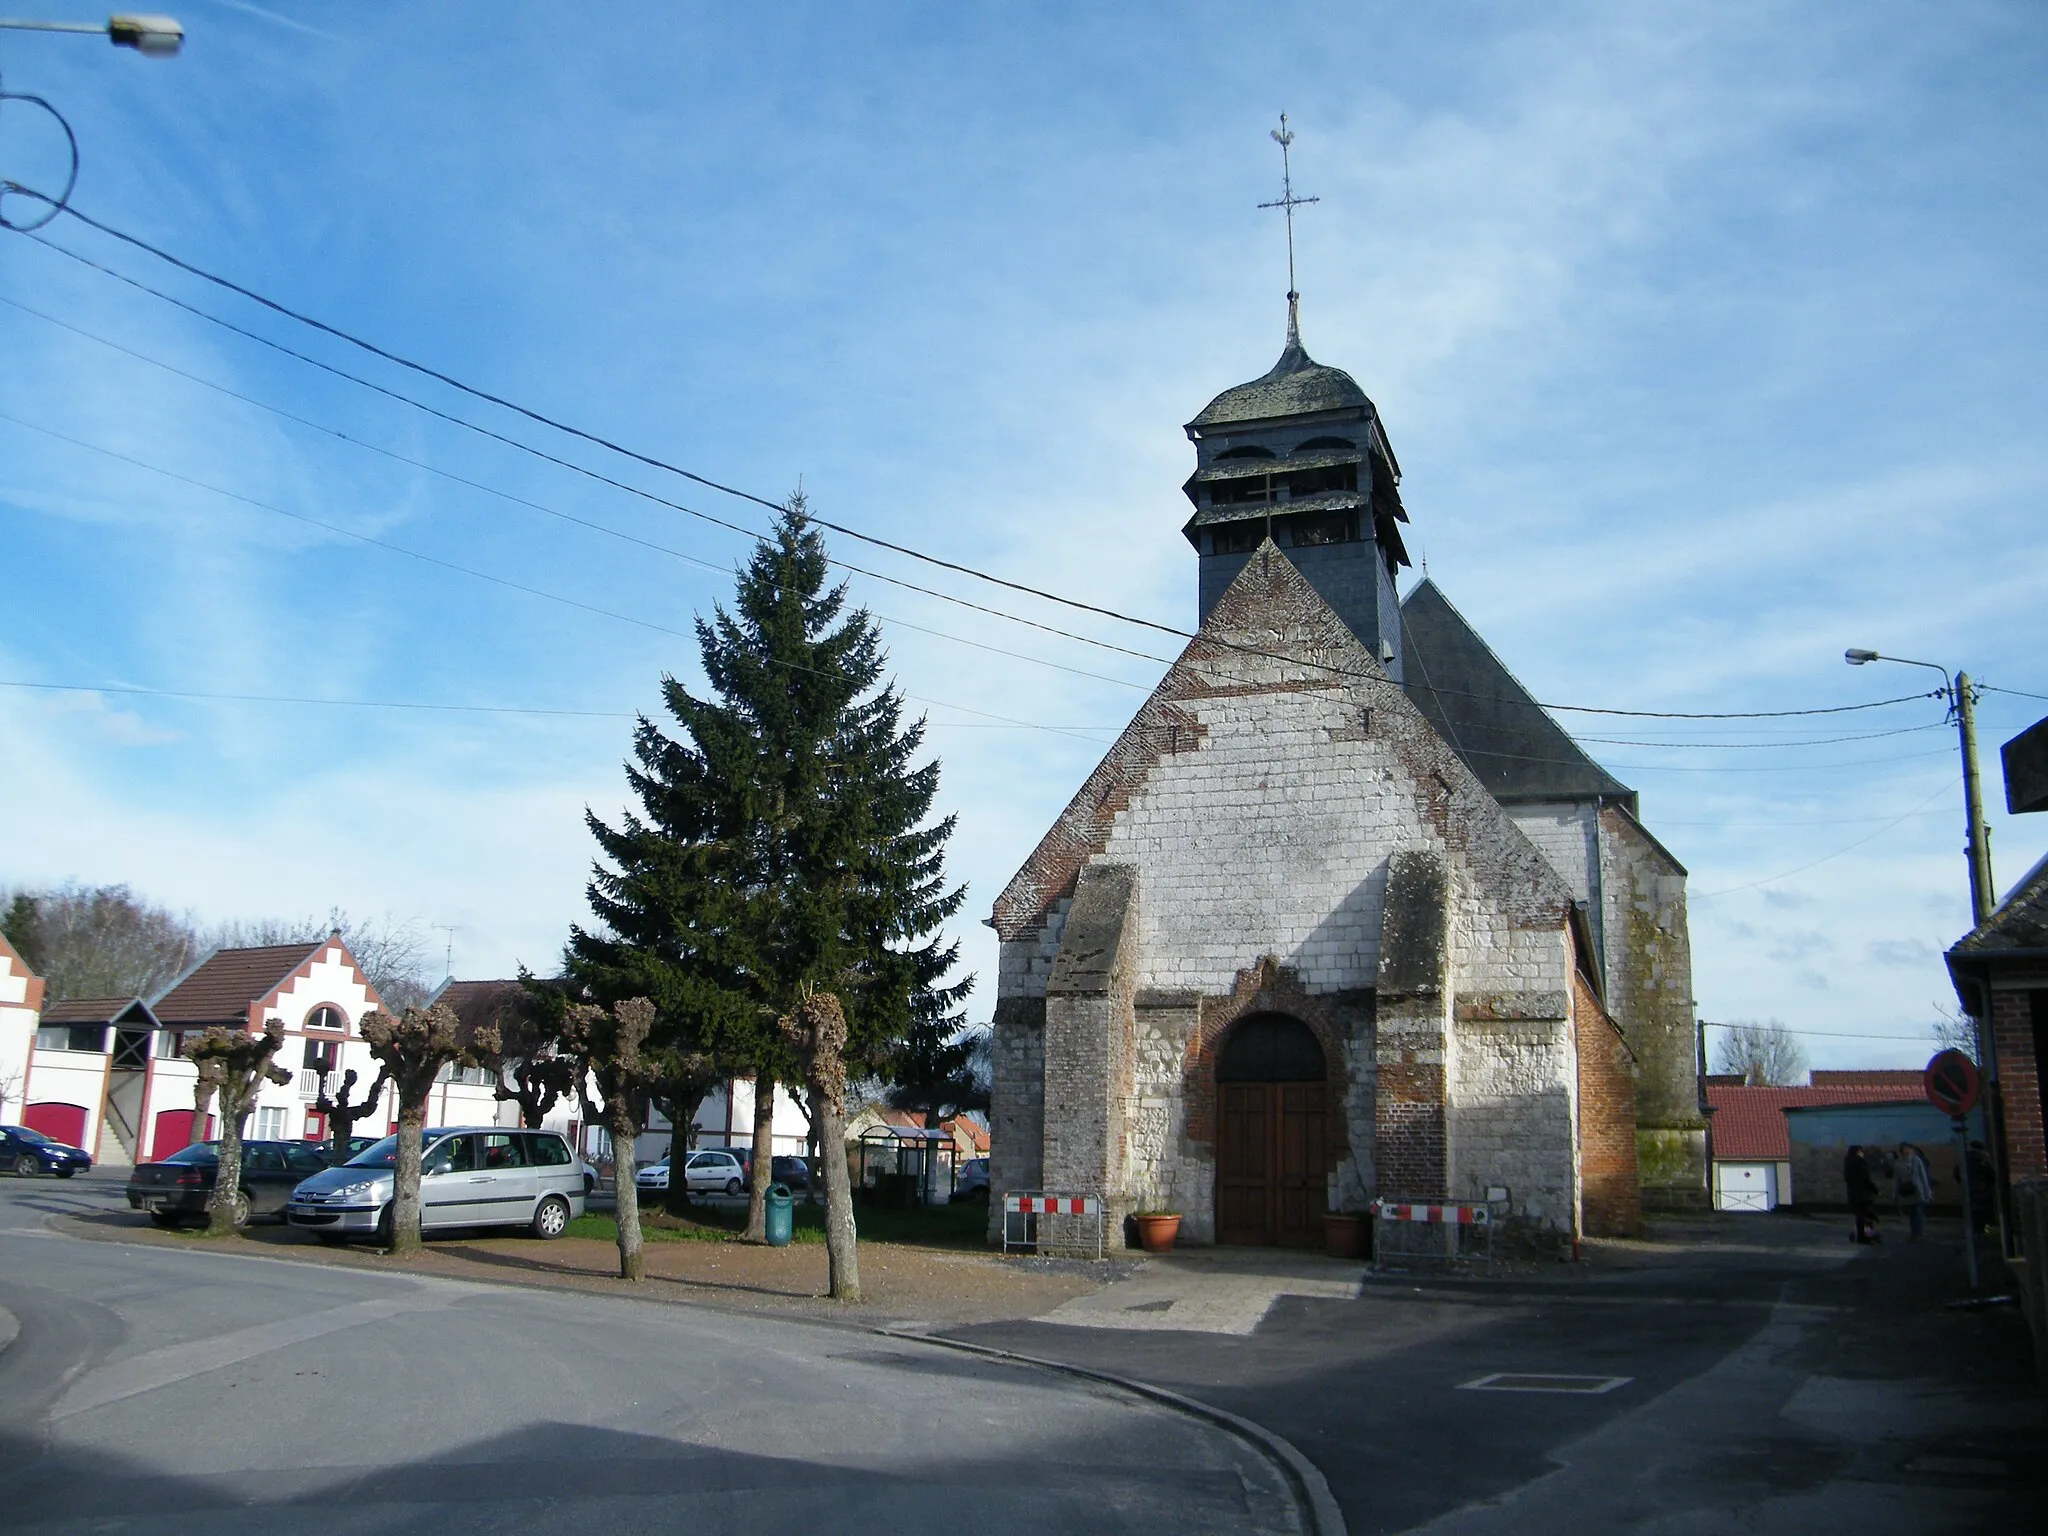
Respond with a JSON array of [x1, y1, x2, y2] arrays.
[[0, 410, 1118, 745], [6, 250, 1177, 671], [0, 677, 1116, 728], [1692, 776, 1962, 898], [1984, 685, 2048, 704], [6, 214, 1947, 725]]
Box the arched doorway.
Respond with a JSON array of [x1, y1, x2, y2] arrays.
[[1215, 1013, 1327, 1247]]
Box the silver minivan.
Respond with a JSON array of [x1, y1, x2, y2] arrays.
[[285, 1126, 584, 1243]]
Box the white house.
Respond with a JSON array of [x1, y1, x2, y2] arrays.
[[0, 931, 46, 1129]]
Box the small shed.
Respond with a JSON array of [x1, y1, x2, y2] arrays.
[[854, 1124, 956, 1207]]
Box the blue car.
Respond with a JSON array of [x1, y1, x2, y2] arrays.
[[1, 1125, 93, 1178]]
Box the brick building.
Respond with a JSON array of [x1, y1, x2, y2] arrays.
[[985, 309, 1684, 1250]]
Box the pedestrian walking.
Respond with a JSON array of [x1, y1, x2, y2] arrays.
[[1895, 1142, 1932, 1240], [1844, 1144, 1880, 1244]]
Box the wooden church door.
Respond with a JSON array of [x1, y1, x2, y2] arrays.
[[1215, 1014, 1328, 1247]]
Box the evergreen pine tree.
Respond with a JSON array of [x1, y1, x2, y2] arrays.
[[568, 500, 971, 1237]]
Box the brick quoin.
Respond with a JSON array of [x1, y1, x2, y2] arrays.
[[1993, 990, 2047, 1182], [1574, 968, 1642, 1237]]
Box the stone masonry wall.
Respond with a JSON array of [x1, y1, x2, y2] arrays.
[[989, 545, 1586, 1242], [983, 994, 1045, 1245]]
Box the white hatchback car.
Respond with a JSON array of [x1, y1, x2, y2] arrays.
[[681, 1149, 746, 1196]]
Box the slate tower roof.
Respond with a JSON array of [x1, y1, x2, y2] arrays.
[[1399, 578, 1635, 808], [1182, 308, 1412, 676]]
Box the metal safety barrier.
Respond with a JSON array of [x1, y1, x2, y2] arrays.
[[1370, 1198, 1495, 1267], [1001, 1191, 1105, 1260]]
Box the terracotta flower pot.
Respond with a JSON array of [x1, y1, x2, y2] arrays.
[[1323, 1212, 1369, 1260], [1135, 1213, 1182, 1252]]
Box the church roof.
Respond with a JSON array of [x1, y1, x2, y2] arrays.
[[1187, 335, 1370, 429], [1399, 579, 1634, 805]]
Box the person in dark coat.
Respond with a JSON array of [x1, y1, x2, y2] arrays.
[[1843, 1144, 1880, 1243]]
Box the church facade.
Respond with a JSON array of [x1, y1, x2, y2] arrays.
[[985, 313, 1700, 1249]]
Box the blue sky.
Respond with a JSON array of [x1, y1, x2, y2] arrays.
[[2, 2, 2044, 1071]]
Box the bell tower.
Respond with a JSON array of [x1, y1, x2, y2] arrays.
[[1181, 118, 1412, 677]]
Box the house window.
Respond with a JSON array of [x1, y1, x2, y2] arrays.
[[155, 1030, 188, 1060], [35, 1025, 107, 1053], [304, 1005, 348, 1033], [303, 1039, 338, 1073], [252, 1106, 289, 1140]]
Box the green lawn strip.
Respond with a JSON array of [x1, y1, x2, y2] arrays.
[[566, 1197, 990, 1250]]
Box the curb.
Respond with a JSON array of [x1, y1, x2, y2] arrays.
[[879, 1325, 1347, 1536]]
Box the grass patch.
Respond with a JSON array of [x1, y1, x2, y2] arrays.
[[566, 1195, 991, 1250]]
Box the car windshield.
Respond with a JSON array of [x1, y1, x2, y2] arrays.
[[345, 1132, 452, 1169], [5, 1126, 50, 1144], [163, 1143, 219, 1165]]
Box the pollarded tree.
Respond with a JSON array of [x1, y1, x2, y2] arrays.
[[313, 1065, 391, 1165], [782, 987, 858, 1299], [568, 499, 972, 1243], [1713, 1020, 1808, 1087], [183, 1020, 291, 1235], [559, 996, 660, 1280], [360, 1003, 497, 1256]]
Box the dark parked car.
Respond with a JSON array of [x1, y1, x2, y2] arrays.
[[127, 1140, 331, 1228], [770, 1155, 811, 1191], [955, 1157, 990, 1199], [1, 1125, 92, 1178]]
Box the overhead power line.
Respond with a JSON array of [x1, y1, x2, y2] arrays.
[[0, 678, 1114, 728], [0, 410, 1116, 746], [11, 211, 1946, 727]]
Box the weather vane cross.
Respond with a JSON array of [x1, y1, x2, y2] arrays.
[[1258, 113, 1319, 325]]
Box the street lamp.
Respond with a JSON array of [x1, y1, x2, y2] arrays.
[[0, 14, 182, 55], [1844, 647, 1995, 923]]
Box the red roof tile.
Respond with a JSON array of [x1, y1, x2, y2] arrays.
[[152, 943, 324, 1024], [1708, 1083, 1927, 1161], [1810, 1070, 1925, 1088]]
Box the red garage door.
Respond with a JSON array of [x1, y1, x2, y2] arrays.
[[149, 1109, 209, 1161], [23, 1102, 90, 1149]]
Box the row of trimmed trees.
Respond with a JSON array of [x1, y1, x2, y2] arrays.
[[172, 504, 976, 1301]]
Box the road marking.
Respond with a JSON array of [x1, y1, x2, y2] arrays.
[[1457, 1372, 1633, 1394], [50, 1288, 471, 1420]]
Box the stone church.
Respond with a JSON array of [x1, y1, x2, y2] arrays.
[[985, 307, 1701, 1249]]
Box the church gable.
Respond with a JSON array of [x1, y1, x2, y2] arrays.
[[992, 542, 1574, 984]]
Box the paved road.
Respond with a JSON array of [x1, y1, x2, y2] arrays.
[[949, 1217, 2045, 1535], [0, 1174, 1302, 1534]]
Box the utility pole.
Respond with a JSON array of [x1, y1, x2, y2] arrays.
[[1954, 672, 1995, 925], [1845, 650, 1996, 923]]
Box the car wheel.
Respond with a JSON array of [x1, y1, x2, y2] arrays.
[[725, 1177, 742, 1196], [374, 1205, 393, 1247], [53, 1167, 75, 1180], [583, 1173, 596, 1196], [149, 1211, 183, 1229], [531, 1194, 571, 1240], [226, 1189, 253, 1230], [13, 1154, 37, 1178]]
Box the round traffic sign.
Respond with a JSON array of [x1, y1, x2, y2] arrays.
[[1924, 1049, 1980, 1118]]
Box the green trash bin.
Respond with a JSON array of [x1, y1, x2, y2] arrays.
[[764, 1183, 794, 1248]]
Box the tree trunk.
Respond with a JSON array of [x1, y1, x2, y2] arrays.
[[207, 1094, 247, 1237], [814, 1088, 858, 1300], [187, 1082, 216, 1149], [744, 1071, 776, 1241], [390, 1104, 426, 1257], [611, 1105, 644, 1280], [664, 1105, 693, 1219]]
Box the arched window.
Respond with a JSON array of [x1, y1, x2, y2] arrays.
[[1215, 445, 1278, 460], [305, 1004, 348, 1033], [1217, 1013, 1326, 1082], [1293, 436, 1355, 454]]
